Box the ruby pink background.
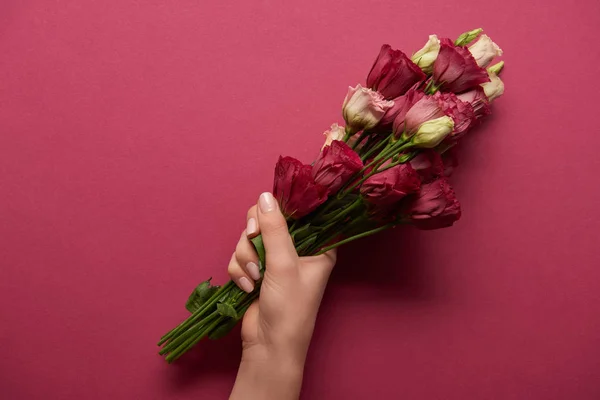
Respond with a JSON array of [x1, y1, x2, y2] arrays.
[[2, 1, 600, 399]]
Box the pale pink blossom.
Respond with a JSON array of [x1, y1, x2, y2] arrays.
[[342, 84, 394, 134], [468, 34, 503, 68]]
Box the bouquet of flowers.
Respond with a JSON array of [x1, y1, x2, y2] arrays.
[[158, 28, 505, 362]]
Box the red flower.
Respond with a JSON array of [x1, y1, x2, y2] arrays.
[[273, 156, 328, 219], [401, 96, 446, 135], [360, 163, 421, 207], [367, 45, 426, 100], [409, 150, 444, 183], [312, 141, 363, 195], [433, 38, 490, 93], [434, 91, 476, 138], [457, 87, 491, 119], [403, 177, 461, 230], [380, 87, 425, 132]]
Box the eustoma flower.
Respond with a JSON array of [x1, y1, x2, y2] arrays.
[[367, 45, 426, 99], [342, 84, 394, 135], [411, 35, 441, 74], [468, 34, 503, 68], [322, 123, 346, 149], [482, 70, 505, 101], [432, 38, 490, 93], [273, 156, 328, 219], [360, 163, 421, 206], [382, 87, 425, 129], [457, 87, 491, 118], [312, 141, 363, 194], [434, 91, 476, 138], [410, 150, 444, 183], [403, 177, 461, 229]]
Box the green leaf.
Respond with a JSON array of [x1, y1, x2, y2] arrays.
[[250, 235, 266, 266], [185, 279, 219, 313], [208, 318, 239, 340], [216, 302, 238, 319]]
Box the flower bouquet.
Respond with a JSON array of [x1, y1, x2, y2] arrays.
[[158, 28, 505, 362]]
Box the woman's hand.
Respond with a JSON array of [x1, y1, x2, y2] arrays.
[[229, 192, 336, 400]]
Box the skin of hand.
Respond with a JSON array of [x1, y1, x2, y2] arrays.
[[228, 192, 336, 400]]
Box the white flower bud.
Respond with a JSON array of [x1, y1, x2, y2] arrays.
[[413, 116, 454, 148], [482, 72, 504, 102], [411, 35, 440, 74]]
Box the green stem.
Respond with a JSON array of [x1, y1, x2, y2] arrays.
[[158, 281, 235, 346], [315, 223, 395, 255], [360, 137, 389, 162], [165, 312, 220, 362]]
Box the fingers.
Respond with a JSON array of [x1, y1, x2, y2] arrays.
[[227, 252, 254, 293], [246, 205, 259, 238], [256, 192, 298, 272], [235, 231, 261, 281]]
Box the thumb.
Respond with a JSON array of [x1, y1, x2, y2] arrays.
[[256, 192, 298, 273]]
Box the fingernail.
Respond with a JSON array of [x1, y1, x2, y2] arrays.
[[259, 192, 276, 213], [246, 262, 261, 281], [237, 277, 254, 293], [246, 218, 257, 236]]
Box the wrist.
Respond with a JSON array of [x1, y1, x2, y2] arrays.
[[231, 346, 305, 400]]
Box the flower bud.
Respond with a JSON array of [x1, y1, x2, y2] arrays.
[[411, 35, 440, 74], [342, 84, 394, 135], [482, 71, 504, 102], [455, 28, 483, 46], [321, 123, 346, 150], [468, 34, 503, 68], [412, 116, 454, 148], [487, 61, 504, 75]]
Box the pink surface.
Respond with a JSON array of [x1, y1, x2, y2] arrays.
[[1, 1, 600, 399]]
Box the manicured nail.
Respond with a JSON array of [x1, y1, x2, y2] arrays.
[[246, 262, 261, 281], [246, 218, 257, 236], [237, 277, 254, 293], [259, 192, 276, 213]]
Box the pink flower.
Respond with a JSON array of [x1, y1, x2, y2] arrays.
[[401, 96, 446, 135], [342, 84, 394, 135], [434, 91, 476, 138], [367, 45, 426, 99], [381, 87, 425, 132], [312, 141, 363, 195], [456, 87, 491, 118], [360, 163, 421, 207], [403, 177, 461, 230], [273, 156, 328, 219], [468, 34, 503, 68], [321, 123, 346, 149], [409, 150, 444, 183], [433, 38, 490, 93]]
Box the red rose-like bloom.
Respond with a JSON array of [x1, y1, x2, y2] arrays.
[[367, 45, 426, 100], [381, 87, 426, 131], [410, 150, 444, 183], [404, 177, 461, 230], [434, 91, 476, 138], [457, 86, 491, 119], [360, 163, 421, 206], [433, 38, 490, 93], [401, 96, 446, 135], [273, 156, 328, 219], [312, 140, 363, 195]]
